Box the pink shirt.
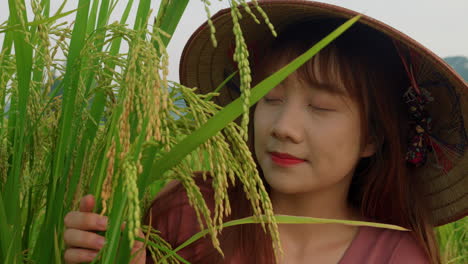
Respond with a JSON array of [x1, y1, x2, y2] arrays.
[[146, 179, 429, 263], [338, 225, 429, 263]]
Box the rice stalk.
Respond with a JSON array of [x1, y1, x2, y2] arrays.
[[436, 218, 467, 264]]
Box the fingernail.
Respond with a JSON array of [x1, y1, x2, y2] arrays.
[[88, 251, 98, 259], [97, 237, 106, 248], [98, 217, 108, 229]]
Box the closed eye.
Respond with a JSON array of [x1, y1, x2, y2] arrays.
[[308, 104, 334, 111], [264, 97, 282, 104]]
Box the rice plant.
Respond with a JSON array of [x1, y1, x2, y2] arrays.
[[0, 0, 361, 263], [436, 217, 467, 264], [1, 0, 465, 263]]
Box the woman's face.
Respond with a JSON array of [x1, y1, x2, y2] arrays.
[[253, 72, 375, 196]]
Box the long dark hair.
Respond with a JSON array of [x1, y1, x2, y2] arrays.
[[144, 19, 440, 264]]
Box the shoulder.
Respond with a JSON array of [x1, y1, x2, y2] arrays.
[[387, 229, 430, 264], [341, 226, 430, 264]]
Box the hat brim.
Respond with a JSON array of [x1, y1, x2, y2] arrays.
[[179, 0, 468, 226]]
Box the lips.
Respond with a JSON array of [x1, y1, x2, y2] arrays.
[[269, 152, 305, 166]]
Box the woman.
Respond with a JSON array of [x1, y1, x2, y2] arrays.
[[63, 1, 468, 263]]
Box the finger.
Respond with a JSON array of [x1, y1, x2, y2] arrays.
[[63, 228, 106, 250], [130, 230, 146, 264], [80, 194, 95, 213], [132, 230, 145, 251], [130, 247, 146, 264], [64, 211, 108, 231], [64, 248, 99, 264]]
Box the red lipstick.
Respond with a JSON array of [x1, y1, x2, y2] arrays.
[[270, 152, 305, 167]]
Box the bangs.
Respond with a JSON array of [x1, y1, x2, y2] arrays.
[[294, 44, 354, 97], [252, 25, 361, 100]]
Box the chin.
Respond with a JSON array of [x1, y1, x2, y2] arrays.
[[263, 170, 312, 194]]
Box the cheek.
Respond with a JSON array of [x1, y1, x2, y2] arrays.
[[309, 114, 363, 162], [253, 109, 263, 157], [253, 107, 271, 161], [326, 117, 364, 164]]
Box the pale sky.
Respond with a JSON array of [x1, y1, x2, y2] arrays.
[[1, 0, 467, 82]]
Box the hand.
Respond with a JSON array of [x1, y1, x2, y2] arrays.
[[63, 194, 146, 264]]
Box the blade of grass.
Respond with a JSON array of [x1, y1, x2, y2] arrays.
[[29, 0, 52, 118], [0, 192, 12, 261], [21, 188, 33, 256], [206, 70, 238, 101], [143, 15, 361, 188], [65, 0, 113, 208], [86, 0, 100, 34], [40, 0, 50, 17], [96, 0, 113, 28], [119, 0, 135, 25], [161, 214, 407, 261], [53, 228, 61, 264], [0, 18, 13, 132], [5, 0, 33, 225], [153, 0, 189, 48], [100, 170, 128, 263], [32, 0, 91, 262], [0, 9, 77, 33], [3, 0, 33, 261], [3, 231, 17, 264], [134, 0, 151, 30], [0, 16, 13, 62], [51, 0, 68, 19], [0, 16, 13, 53]]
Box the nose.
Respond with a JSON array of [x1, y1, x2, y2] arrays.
[[270, 103, 304, 144]]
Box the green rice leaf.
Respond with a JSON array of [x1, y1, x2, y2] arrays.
[[100, 171, 128, 263], [53, 229, 61, 264], [153, 0, 189, 47], [120, 0, 135, 25], [206, 70, 238, 101], [0, 193, 12, 260], [21, 189, 33, 255], [165, 214, 407, 261], [0, 17, 13, 132], [32, 0, 91, 261], [133, 0, 151, 30], [0, 17, 13, 54], [86, 0, 100, 34], [41, 0, 51, 17], [0, 9, 77, 33], [65, 0, 112, 207], [4, 8, 33, 263]]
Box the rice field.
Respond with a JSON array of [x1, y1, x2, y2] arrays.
[[0, 0, 466, 263]]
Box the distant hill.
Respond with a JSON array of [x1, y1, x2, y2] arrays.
[[444, 56, 468, 81]]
